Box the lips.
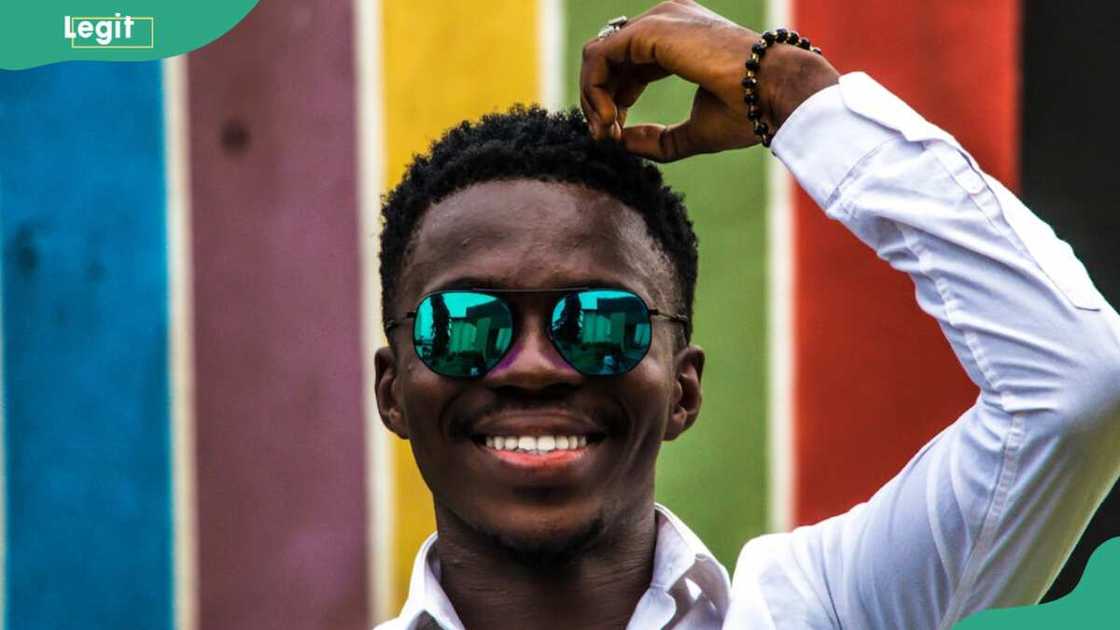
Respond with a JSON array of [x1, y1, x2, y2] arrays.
[[467, 410, 608, 442], [463, 410, 610, 480]]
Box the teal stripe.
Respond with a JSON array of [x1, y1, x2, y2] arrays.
[[565, 1, 770, 567], [0, 62, 173, 630]]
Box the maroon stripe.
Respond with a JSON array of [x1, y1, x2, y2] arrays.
[[187, 3, 369, 628]]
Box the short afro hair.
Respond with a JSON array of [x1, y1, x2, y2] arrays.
[[379, 105, 699, 340]]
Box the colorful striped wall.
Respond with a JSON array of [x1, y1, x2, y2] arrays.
[[0, 1, 1116, 628]]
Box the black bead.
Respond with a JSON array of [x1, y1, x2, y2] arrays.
[[762, 31, 776, 44], [761, 134, 772, 148], [745, 56, 760, 71], [787, 32, 800, 45], [744, 91, 758, 104], [753, 121, 769, 135], [775, 27, 788, 42], [741, 76, 758, 90], [798, 38, 811, 49], [752, 42, 767, 56], [811, 46, 822, 55]]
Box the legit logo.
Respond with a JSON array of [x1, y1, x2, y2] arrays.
[[64, 13, 155, 49]]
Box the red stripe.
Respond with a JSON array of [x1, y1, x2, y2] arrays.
[[790, 1, 1020, 525], [187, 2, 370, 627]]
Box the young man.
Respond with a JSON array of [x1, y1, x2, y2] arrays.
[[373, 2, 1120, 628]]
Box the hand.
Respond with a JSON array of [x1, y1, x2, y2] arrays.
[[579, 0, 839, 162]]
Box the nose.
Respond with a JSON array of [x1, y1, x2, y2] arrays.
[[484, 314, 583, 391]]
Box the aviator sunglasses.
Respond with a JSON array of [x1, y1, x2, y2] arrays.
[[385, 288, 689, 378]]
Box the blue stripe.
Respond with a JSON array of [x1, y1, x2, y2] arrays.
[[0, 62, 173, 630]]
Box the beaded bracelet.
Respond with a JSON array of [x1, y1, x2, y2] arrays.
[[742, 28, 823, 147]]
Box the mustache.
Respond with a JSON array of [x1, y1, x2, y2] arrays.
[[448, 397, 618, 438]]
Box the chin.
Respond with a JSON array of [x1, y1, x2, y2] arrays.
[[470, 500, 608, 567]]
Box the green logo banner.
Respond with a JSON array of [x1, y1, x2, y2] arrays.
[[1, 1, 260, 69], [956, 537, 1120, 628]]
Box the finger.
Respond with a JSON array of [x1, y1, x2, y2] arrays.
[[581, 24, 662, 139], [613, 64, 667, 108], [620, 121, 700, 163], [580, 15, 686, 141], [582, 84, 619, 140], [578, 89, 597, 133], [612, 82, 640, 136], [580, 41, 621, 140]]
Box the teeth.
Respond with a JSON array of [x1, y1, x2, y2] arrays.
[[482, 434, 593, 453]]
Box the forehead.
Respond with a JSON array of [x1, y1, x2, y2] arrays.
[[400, 179, 672, 306]]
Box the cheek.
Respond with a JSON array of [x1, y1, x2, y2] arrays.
[[619, 348, 677, 442], [397, 360, 456, 444]]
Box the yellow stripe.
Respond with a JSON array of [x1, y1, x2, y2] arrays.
[[381, 0, 540, 611]]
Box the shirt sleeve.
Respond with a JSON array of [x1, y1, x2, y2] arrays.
[[727, 73, 1120, 630]]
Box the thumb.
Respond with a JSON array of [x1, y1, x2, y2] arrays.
[[620, 121, 699, 163]]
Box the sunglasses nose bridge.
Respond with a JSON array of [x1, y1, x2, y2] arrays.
[[485, 309, 582, 387]]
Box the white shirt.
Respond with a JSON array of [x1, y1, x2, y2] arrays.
[[377, 73, 1120, 630]]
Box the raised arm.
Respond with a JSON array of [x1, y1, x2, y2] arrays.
[[727, 74, 1120, 629], [580, 2, 1120, 627]]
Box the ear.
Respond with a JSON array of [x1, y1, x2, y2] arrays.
[[375, 346, 410, 439], [664, 344, 704, 441]]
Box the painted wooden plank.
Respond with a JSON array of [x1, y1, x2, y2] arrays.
[[790, 0, 1019, 525], [1021, 0, 1120, 601], [185, 2, 369, 628], [0, 62, 173, 630]]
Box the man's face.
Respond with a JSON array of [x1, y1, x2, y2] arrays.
[[375, 179, 704, 558]]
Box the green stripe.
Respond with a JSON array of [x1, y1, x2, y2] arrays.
[[565, 0, 770, 567]]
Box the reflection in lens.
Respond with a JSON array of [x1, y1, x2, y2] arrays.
[[413, 292, 514, 377], [550, 289, 651, 375]]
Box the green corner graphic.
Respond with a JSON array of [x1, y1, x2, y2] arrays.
[[1, 1, 260, 69], [956, 537, 1120, 629]]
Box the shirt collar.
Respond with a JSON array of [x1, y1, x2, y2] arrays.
[[393, 503, 730, 629], [650, 504, 731, 615]]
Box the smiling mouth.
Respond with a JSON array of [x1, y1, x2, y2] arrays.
[[471, 433, 606, 456]]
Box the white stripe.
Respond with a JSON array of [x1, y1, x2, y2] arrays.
[[767, 0, 791, 33], [354, 0, 394, 622], [163, 55, 198, 630], [537, 0, 564, 110], [766, 155, 795, 534], [765, 0, 795, 535]]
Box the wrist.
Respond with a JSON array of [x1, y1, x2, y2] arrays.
[[759, 45, 840, 129]]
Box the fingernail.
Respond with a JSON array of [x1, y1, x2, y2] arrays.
[[611, 121, 622, 140]]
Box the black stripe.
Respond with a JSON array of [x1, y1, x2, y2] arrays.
[[1022, 0, 1120, 603]]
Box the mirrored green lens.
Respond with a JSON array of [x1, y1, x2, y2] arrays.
[[549, 289, 652, 376], [413, 292, 514, 378]]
